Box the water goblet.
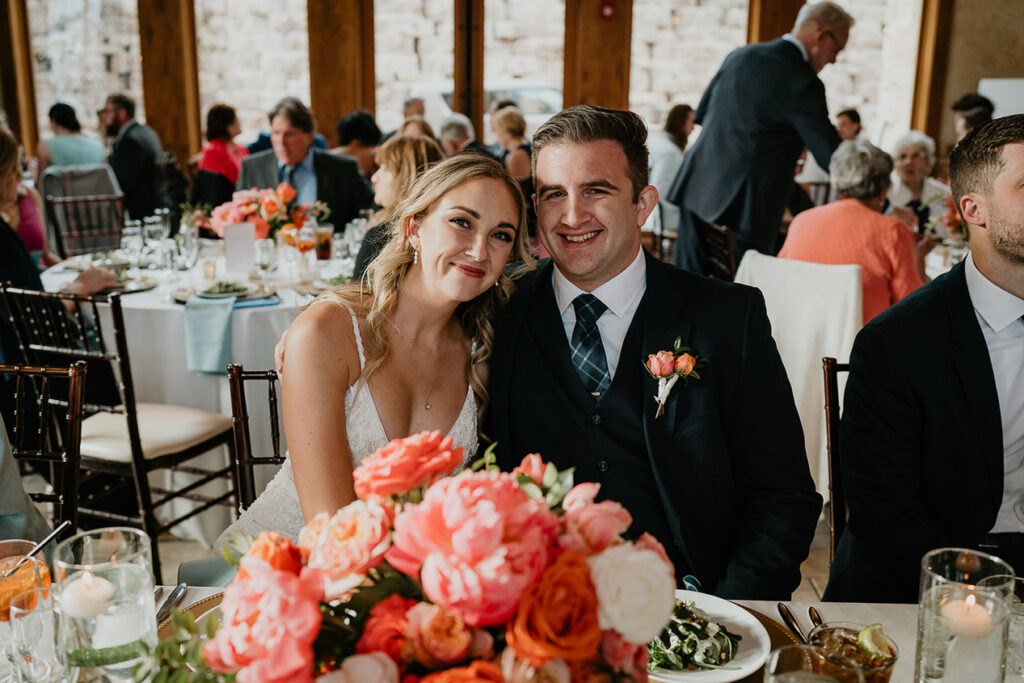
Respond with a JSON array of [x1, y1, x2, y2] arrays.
[[121, 221, 143, 265], [10, 586, 70, 682], [254, 238, 277, 279], [175, 226, 200, 271]]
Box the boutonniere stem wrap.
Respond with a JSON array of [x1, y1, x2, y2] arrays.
[[644, 337, 707, 419]]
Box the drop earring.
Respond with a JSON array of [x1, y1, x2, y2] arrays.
[[413, 247, 419, 265]]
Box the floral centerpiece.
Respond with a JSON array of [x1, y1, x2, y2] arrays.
[[148, 433, 676, 682], [924, 194, 967, 243], [209, 183, 327, 240], [179, 200, 212, 234]]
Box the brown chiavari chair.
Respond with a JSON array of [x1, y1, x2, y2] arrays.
[[698, 219, 736, 281], [45, 194, 126, 258], [0, 286, 236, 580], [227, 364, 285, 511], [2, 362, 87, 540], [822, 356, 850, 564]]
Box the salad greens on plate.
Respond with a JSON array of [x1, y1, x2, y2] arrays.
[[649, 600, 743, 671]]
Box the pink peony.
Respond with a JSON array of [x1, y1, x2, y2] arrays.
[[387, 469, 559, 626], [559, 483, 632, 555], [354, 431, 464, 501], [202, 556, 323, 683], [299, 500, 392, 600]]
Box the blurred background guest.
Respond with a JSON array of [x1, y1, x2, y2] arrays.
[[889, 130, 951, 236], [193, 104, 249, 207], [491, 107, 531, 182], [835, 108, 862, 141], [380, 96, 426, 143], [779, 139, 929, 324], [0, 129, 59, 268], [648, 103, 694, 199], [35, 102, 104, 180], [332, 109, 382, 178], [352, 134, 444, 280], [99, 92, 168, 219], [398, 115, 436, 142], [952, 92, 995, 142], [487, 99, 518, 161], [438, 113, 495, 159]]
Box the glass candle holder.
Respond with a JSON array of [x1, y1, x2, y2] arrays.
[[53, 528, 156, 680], [915, 547, 1016, 682]]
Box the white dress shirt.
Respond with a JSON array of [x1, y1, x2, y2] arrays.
[[553, 248, 646, 379], [965, 254, 1024, 533]]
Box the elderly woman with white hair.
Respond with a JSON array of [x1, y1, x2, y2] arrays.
[[889, 130, 952, 236], [779, 139, 931, 324]]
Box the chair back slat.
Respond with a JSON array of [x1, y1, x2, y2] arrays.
[[227, 364, 285, 510], [46, 194, 126, 257], [822, 357, 850, 564]]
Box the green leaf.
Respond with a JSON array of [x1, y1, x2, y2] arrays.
[[519, 481, 543, 499], [541, 462, 558, 488]]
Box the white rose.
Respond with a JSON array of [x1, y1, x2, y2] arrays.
[[316, 652, 399, 683], [587, 544, 675, 643]]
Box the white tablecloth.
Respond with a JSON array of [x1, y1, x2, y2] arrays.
[[40, 259, 315, 546]]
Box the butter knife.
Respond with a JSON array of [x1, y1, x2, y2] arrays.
[[156, 583, 187, 623], [777, 602, 808, 644]]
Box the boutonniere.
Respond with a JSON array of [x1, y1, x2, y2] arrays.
[[644, 337, 708, 419]]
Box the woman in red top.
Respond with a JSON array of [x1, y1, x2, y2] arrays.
[[780, 140, 933, 324], [197, 104, 248, 186]]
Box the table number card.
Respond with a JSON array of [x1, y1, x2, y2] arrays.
[[224, 222, 256, 275]]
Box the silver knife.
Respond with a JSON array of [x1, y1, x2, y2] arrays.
[[777, 602, 808, 644], [156, 583, 188, 623]]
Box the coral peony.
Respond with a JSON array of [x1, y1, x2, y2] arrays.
[[299, 500, 392, 600], [315, 652, 399, 683], [354, 431, 464, 501], [507, 551, 602, 666], [388, 469, 559, 627], [403, 602, 476, 668], [202, 556, 323, 683], [559, 483, 632, 555], [420, 660, 504, 682], [356, 593, 417, 666], [236, 531, 304, 581], [587, 545, 675, 644]]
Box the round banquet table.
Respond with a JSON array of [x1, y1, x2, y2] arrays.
[[39, 255, 335, 547]]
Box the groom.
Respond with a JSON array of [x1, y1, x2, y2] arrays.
[[485, 105, 821, 599]]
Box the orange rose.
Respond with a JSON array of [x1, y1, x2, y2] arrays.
[[506, 551, 602, 667], [674, 353, 696, 376], [235, 531, 303, 581], [645, 351, 675, 377], [421, 660, 503, 682], [513, 454, 546, 485], [276, 182, 297, 203], [357, 593, 417, 666], [354, 431, 464, 501], [404, 602, 473, 668]]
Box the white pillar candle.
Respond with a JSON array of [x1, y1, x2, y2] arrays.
[[60, 571, 115, 618], [939, 593, 995, 639]]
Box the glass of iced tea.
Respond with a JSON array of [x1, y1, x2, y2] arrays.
[[765, 644, 865, 682], [808, 622, 898, 683], [315, 224, 334, 260]]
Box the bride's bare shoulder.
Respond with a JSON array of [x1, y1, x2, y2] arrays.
[[282, 300, 363, 378]]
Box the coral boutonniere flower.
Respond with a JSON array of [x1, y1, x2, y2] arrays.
[[644, 338, 707, 419]]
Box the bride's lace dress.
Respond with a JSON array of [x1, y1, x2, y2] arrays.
[[215, 309, 478, 547]]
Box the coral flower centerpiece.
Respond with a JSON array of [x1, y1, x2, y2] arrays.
[[209, 183, 327, 240], [149, 433, 676, 682]]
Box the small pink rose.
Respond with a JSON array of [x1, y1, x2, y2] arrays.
[[675, 353, 696, 376], [646, 351, 675, 377], [514, 453, 546, 486]]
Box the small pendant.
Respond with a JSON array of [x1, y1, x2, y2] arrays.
[[425, 402, 431, 410]]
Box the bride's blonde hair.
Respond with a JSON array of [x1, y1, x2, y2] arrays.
[[322, 153, 534, 416]]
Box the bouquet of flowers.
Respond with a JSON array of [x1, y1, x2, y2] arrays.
[[209, 183, 310, 239], [923, 194, 967, 242], [179, 200, 212, 233], [149, 433, 676, 682]]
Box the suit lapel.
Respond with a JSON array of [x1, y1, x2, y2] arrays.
[[944, 264, 1004, 514]]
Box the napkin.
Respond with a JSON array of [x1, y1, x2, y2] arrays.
[[232, 297, 279, 309], [184, 296, 236, 373]]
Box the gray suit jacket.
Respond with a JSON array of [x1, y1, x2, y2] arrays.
[[236, 148, 374, 229]]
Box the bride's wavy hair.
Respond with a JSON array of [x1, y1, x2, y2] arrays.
[[322, 153, 534, 417]]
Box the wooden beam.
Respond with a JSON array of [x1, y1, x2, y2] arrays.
[[563, 0, 633, 109], [308, 0, 375, 147], [136, 0, 200, 170], [1, 0, 39, 155], [747, 0, 803, 44], [453, 0, 484, 139], [910, 0, 953, 141]]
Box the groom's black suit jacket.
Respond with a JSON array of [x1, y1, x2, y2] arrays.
[[486, 253, 822, 599], [825, 262, 1005, 603]]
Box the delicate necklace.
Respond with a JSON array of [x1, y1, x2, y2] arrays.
[[423, 363, 442, 411]]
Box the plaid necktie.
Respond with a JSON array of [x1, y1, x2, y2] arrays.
[[570, 294, 611, 396]]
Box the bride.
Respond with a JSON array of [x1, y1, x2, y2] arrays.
[[220, 154, 532, 542]]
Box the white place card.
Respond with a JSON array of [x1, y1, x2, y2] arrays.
[[224, 222, 256, 275]]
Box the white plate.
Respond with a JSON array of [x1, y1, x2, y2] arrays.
[[197, 283, 260, 299], [648, 590, 771, 682]]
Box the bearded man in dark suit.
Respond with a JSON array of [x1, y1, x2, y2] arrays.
[[667, 2, 851, 271], [485, 105, 822, 599], [825, 115, 1024, 603], [237, 97, 373, 230], [101, 93, 167, 220]]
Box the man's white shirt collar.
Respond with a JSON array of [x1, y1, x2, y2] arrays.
[[782, 33, 810, 64], [553, 247, 646, 318], [966, 253, 1024, 333]]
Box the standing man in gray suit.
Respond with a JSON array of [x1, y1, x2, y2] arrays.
[[237, 98, 373, 231], [667, 2, 852, 271]]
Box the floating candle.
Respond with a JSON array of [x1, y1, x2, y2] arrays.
[[60, 571, 115, 618], [939, 593, 995, 639]]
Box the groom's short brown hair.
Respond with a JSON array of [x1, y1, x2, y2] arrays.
[[531, 105, 649, 201]]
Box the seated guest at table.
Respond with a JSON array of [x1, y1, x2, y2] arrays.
[[779, 139, 929, 323], [193, 104, 249, 207], [398, 116, 437, 143], [835, 108, 861, 141], [218, 154, 532, 544], [99, 93, 168, 220], [0, 156, 60, 268], [35, 102, 104, 181], [237, 97, 374, 230], [492, 107, 532, 183], [438, 113, 496, 160], [889, 131, 952, 236], [331, 110, 382, 179], [824, 115, 1024, 603], [352, 134, 444, 281], [485, 105, 822, 598], [952, 92, 995, 143], [648, 103, 693, 200]]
